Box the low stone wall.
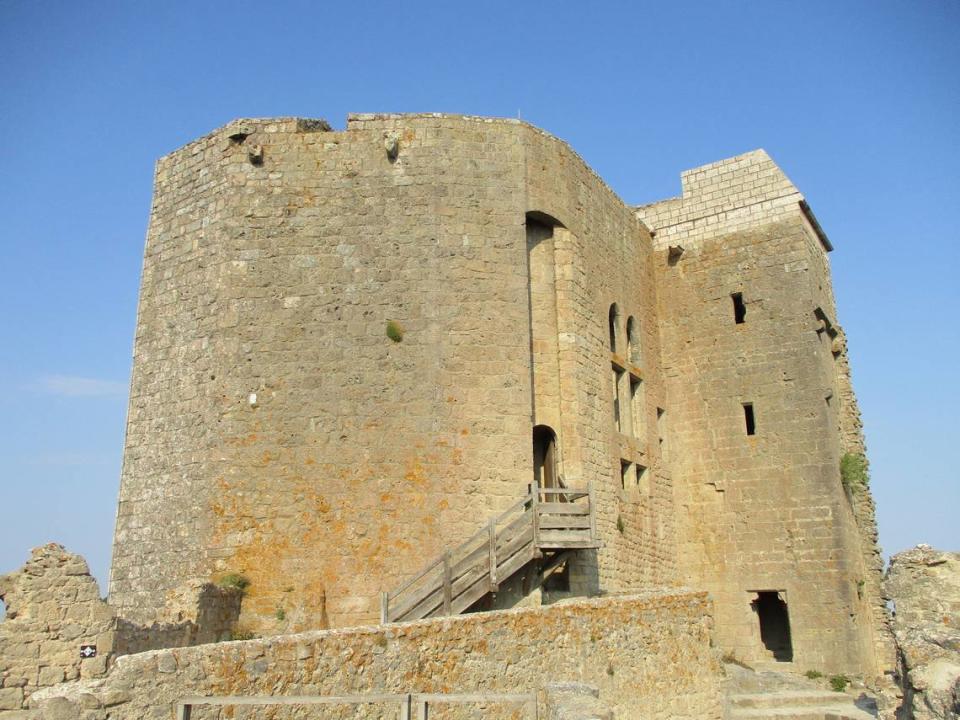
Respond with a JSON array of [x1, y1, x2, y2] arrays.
[[31, 591, 723, 720]]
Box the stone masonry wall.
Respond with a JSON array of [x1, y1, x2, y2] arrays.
[[109, 113, 680, 636], [110, 115, 535, 633], [0, 544, 244, 714], [0, 545, 113, 713], [636, 149, 809, 252], [31, 591, 723, 720], [522, 124, 676, 594], [646, 151, 889, 677]]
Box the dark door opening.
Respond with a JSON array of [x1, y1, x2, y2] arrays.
[[533, 425, 558, 489], [752, 591, 793, 662]]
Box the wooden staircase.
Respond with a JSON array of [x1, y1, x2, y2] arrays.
[[380, 481, 600, 624]]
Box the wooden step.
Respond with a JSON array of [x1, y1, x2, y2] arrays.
[[538, 515, 592, 530], [383, 481, 598, 623]]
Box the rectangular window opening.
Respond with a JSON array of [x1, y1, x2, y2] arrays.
[[620, 459, 632, 490], [732, 292, 746, 324], [743, 403, 756, 436], [636, 464, 648, 494]]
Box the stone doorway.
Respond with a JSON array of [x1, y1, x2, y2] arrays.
[[533, 425, 558, 489], [751, 590, 793, 662]]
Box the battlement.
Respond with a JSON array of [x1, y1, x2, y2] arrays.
[[637, 149, 832, 252]]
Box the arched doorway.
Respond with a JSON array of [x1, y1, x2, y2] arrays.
[[532, 425, 559, 489]]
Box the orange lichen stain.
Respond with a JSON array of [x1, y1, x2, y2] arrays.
[[438, 499, 449, 510], [403, 455, 428, 486], [446, 395, 457, 403], [259, 450, 273, 464], [380, 493, 391, 503], [304, 456, 315, 465], [460, 428, 469, 435]]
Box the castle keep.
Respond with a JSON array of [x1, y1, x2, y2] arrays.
[[0, 113, 899, 718], [98, 113, 891, 689]]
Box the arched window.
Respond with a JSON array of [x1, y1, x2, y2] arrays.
[[608, 304, 620, 354], [626, 316, 641, 366]]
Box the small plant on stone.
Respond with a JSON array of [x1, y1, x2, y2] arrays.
[[275, 606, 286, 621], [229, 627, 257, 641], [217, 573, 251, 595], [616, 515, 625, 534], [829, 674, 850, 692], [386, 320, 404, 343], [606, 663, 615, 676], [840, 452, 869, 492], [805, 669, 823, 680]]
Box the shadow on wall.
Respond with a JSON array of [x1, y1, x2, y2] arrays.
[[113, 583, 244, 655]]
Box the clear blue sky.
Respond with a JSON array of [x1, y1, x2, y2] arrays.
[[1, 0, 957, 592]]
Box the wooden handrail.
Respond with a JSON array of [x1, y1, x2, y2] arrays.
[[382, 479, 596, 623]]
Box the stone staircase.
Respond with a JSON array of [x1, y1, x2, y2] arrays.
[[380, 481, 599, 623], [725, 665, 878, 720]]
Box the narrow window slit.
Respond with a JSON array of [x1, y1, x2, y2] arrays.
[[743, 403, 756, 436], [612, 365, 625, 432], [732, 292, 746, 324]]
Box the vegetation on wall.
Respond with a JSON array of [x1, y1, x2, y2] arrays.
[[840, 452, 869, 492], [829, 674, 851, 692], [217, 573, 251, 595], [386, 320, 404, 343]]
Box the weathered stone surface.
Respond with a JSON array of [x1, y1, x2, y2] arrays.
[[885, 545, 960, 720], [32, 592, 722, 720], [546, 682, 613, 719], [0, 545, 244, 712], [0, 546, 112, 711], [99, 112, 890, 682], [643, 149, 891, 676]]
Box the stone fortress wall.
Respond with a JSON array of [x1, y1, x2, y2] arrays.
[[2, 113, 892, 716]]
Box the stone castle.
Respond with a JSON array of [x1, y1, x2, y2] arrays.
[[1, 113, 902, 718]]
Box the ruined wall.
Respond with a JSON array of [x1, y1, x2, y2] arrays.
[[31, 592, 723, 720], [645, 150, 888, 677], [0, 545, 113, 713], [0, 545, 244, 714], [109, 113, 679, 636]]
